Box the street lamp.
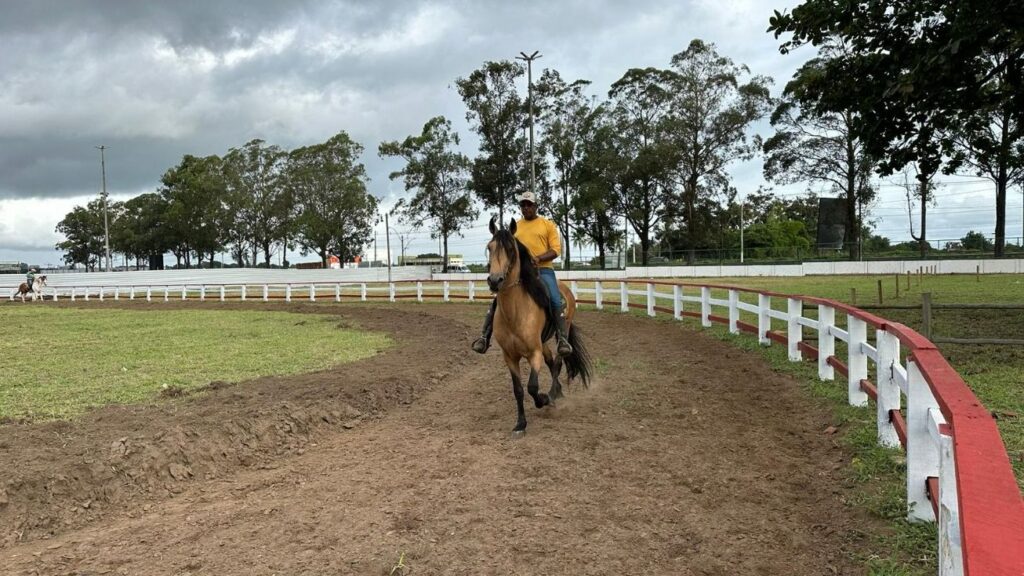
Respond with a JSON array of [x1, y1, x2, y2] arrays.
[[96, 145, 112, 272], [516, 50, 542, 196]]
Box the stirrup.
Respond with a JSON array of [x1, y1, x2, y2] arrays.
[[557, 337, 573, 356], [471, 337, 490, 354]]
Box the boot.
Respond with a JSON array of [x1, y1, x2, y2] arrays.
[[555, 314, 573, 357], [471, 301, 496, 354]]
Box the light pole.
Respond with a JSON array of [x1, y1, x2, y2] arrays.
[[96, 145, 112, 272], [739, 195, 745, 264], [516, 51, 541, 196]]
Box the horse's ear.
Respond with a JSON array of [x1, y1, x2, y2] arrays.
[[489, 216, 497, 235], [509, 218, 517, 235]]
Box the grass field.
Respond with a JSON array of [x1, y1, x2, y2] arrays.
[[0, 307, 390, 421]]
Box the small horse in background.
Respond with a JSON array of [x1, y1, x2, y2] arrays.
[[13, 275, 47, 302], [485, 217, 592, 436]]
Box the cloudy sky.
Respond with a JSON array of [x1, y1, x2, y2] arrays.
[[1, 0, 1019, 267]]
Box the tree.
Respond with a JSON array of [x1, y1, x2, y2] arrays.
[[55, 200, 109, 270], [764, 54, 876, 260], [223, 139, 289, 266], [608, 66, 677, 265], [769, 1, 1024, 255], [456, 60, 527, 223], [112, 193, 171, 269], [667, 39, 772, 264], [961, 230, 994, 252], [288, 132, 377, 265], [534, 69, 596, 269], [571, 109, 624, 269], [159, 155, 226, 268], [379, 116, 477, 273]]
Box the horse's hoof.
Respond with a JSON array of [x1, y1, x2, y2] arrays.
[[511, 429, 526, 439]]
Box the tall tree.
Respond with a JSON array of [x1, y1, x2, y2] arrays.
[[112, 193, 171, 269], [379, 116, 477, 273], [159, 155, 226, 268], [769, 1, 1024, 256], [764, 56, 876, 259], [223, 139, 288, 267], [55, 199, 111, 271], [288, 132, 377, 265], [456, 60, 527, 223], [571, 110, 624, 269], [668, 39, 772, 263]]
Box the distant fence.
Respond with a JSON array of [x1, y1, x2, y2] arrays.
[[8, 277, 1023, 575]]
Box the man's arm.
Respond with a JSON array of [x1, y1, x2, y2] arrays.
[[534, 220, 562, 264]]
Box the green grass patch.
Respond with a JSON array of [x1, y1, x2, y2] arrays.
[[0, 307, 390, 420]]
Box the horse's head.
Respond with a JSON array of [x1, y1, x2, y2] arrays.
[[486, 216, 518, 292], [36, 275, 47, 286]]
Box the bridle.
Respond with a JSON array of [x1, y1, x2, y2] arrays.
[[492, 234, 521, 293]]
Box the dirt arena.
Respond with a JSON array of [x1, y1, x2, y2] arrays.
[[0, 302, 889, 575]]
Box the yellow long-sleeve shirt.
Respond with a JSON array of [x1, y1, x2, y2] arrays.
[[515, 216, 560, 268]]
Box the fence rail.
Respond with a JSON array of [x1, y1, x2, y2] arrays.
[[7, 279, 1024, 575]]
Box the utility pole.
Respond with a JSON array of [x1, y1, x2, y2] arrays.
[[516, 51, 541, 196], [96, 145, 112, 272], [739, 196, 745, 264], [385, 212, 392, 284]]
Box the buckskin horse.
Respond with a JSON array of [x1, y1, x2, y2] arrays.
[[13, 275, 47, 302], [485, 217, 592, 436]]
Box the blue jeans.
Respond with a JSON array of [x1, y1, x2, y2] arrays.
[[538, 268, 562, 313]]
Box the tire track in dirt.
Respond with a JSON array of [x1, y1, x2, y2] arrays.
[[1, 303, 885, 575]]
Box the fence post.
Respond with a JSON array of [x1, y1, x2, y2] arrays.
[[700, 286, 712, 328], [906, 358, 939, 522], [875, 329, 902, 448], [360, 283, 367, 301], [164, 287, 169, 302], [220, 286, 226, 302], [850, 287, 857, 306], [570, 281, 578, 300], [262, 285, 268, 302], [757, 293, 771, 345], [416, 281, 423, 303], [443, 281, 450, 302], [241, 285, 247, 301], [129, 287, 135, 300], [620, 281, 628, 312], [877, 279, 883, 304], [595, 281, 603, 310], [847, 315, 869, 407], [71, 287, 77, 301], [99, 287, 104, 301], [200, 286, 206, 301], [895, 274, 900, 299], [818, 305, 836, 380], [787, 298, 802, 361], [389, 283, 396, 303], [310, 284, 316, 302], [146, 287, 151, 302], [673, 285, 683, 320], [84, 288, 90, 301], [727, 290, 740, 334], [114, 287, 119, 300], [52, 287, 59, 302], [335, 284, 341, 302], [938, 430, 963, 575], [468, 281, 475, 302], [921, 292, 933, 340], [647, 283, 655, 317], [285, 285, 291, 302]]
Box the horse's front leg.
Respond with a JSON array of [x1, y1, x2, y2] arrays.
[[543, 346, 563, 401], [526, 350, 550, 409], [503, 353, 527, 436]]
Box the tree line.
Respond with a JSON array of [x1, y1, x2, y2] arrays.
[[58, 3, 1024, 269]]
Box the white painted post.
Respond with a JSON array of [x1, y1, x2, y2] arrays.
[[181, 286, 187, 300], [241, 285, 247, 301], [416, 282, 423, 302], [360, 283, 367, 301], [53, 287, 59, 302], [71, 288, 77, 301], [673, 284, 683, 320], [595, 281, 603, 310], [847, 315, 869, 407], [113, 287, 119, 300], [262, 285, 269, 302], [129, 287, 135, 300], [146, 287, 152, 302], [309, 284, 316, 302], [99, 287, 105, 301], [468, 281, 475, 301], [164, 287, 169, 302], [570, 281, 578, 300], [200, 286, 206, 301], [728, 289, 739, 334], [787, 298, 802, 361], [443, 281, 450, 302], [875, 329, 902, 448], [757, 294, 771, 345], [646, 283, 655, 317], [620, 281, 628, 312], [84, 288, 90, 301], [335, 284, 341, 302], [906, 359, 939, 522], [938, 431, 963, 576], [220, 286, 226, 302], [389, 283, 396, 303], [817, 304, 836, 380], [285, 285, 291, 302], [700, 286, 711, 328]]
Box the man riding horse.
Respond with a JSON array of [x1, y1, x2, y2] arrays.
[[472, 191, 572, 357], [25, 267, 38, 293]]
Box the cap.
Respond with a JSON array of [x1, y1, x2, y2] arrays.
[[517, 191, 538, 204]]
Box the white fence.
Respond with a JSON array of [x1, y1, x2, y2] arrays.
[[6, 278, 1024, 575]]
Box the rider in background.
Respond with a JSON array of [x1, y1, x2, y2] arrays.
[[25, 267, 37, 292], [472, 191, 573, 356]]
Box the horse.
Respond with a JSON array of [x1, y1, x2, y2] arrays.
[[485, 216, 592, 436], [13, 275, 47, 302]]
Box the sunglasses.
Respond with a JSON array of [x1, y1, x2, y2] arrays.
[[519, 201, 536, 208]]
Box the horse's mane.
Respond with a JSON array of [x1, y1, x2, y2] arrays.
[[494, 228, 553, 323]]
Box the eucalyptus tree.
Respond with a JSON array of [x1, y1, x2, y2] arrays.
[[159, 154, 226, 268], [287, 132, 377, 265], [223, 139, 288, 267], [379, 116, 476, 273]]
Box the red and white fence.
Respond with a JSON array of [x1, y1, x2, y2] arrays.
[[12, 279, 1024, 575]]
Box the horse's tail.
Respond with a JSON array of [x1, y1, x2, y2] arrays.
[[564, 322, 593, 388]]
